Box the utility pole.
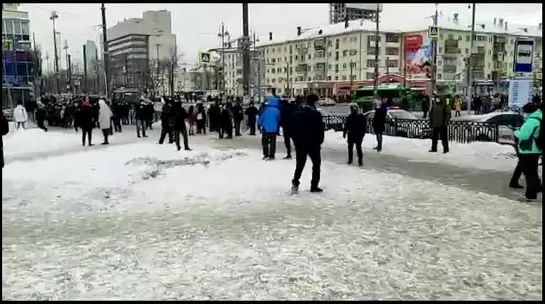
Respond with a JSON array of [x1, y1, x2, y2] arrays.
[[63, 39, 69, 91], [466, 3, 476, 114], [67, 53, 72, 92], [218, 22, 229, 100], [155, 43, 161, 95], [32, 32, 41, 97], [286, 61, 291, 96], [101, 3, 110, 99], [83, 44, 88, 94], [372, 3, 380, 98], [50, 11, 60, 94], [242, 3, 250, 99], [349, 59, 354, 95], [430, 3, 439, 103]]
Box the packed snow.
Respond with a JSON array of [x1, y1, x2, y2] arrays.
[[324, 131, 519, 172], [2, 137, 542, 300]]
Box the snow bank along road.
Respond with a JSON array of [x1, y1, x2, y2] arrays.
[[2, 129, 542, 300]]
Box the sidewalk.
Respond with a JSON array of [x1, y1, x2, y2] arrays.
[[189, 134, 535, 203]]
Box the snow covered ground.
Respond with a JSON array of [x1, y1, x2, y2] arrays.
[[324, 131, 519, 172], [2, 130, 542, 300]]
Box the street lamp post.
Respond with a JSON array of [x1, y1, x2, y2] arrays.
[[218, 22, 230, 100], [372, 3, 380, 99], [466, 3, 476, 114], [50, 11, 61, 94]]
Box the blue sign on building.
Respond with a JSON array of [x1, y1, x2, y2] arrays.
[[513, 39, 534, 73]]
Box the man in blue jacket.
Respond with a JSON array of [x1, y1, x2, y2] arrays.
[[258, 96, 281, 160], [514, 102, 543, 201]]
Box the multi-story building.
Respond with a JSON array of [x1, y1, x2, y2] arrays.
[[84, 40, 98, 76], [255, 14, 542, 96], [2, 3, 35, 108], [221, 36, 263, 97], [408, 14, 543, 94], [256, 20, 403, 96], [103, 10, 177, 91], [329, 3, 382, 24]]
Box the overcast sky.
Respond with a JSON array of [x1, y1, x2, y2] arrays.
[[21, 3, 542, 69]]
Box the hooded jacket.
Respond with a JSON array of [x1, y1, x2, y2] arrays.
[[515, 109, 542, 154], [429, 99, 451, 128], [343, 104, 367, 142], [258, 97, 281, 133], [13, 104, 28, 123], [97, 99, 113, 130], [291, 104, 324, 147]]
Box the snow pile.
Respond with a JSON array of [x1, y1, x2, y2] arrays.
[[3, 128, 77, 158], [324, 131, 519, 172], [2, 143, 542, 300]]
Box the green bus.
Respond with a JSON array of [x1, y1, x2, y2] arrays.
[[352, 84, 417, 112]]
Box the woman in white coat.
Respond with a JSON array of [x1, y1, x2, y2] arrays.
[[98, 99, 113, 145], [13, 101, 29, 130]]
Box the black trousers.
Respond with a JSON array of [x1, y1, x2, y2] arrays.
[[219, 124, 232, 139], [234, 120, 242, 135], [248, 120, 256, 135], [158, 126, 174, 144], [348, 138, 363, 164], [431, 126, 449, 152], [518, 154, 541, 199], [284, 133, 293, 156], [82, 128, 93, 145], [174, 127, 190, 150], [196, 120, 206, 134], [113, 117, 122, 133], [292, 144, 321, 188], [261, 132, 277, 158], [422, 110, 428, 119], [101, 129, 110, 144], [37, 119, 48, 132]]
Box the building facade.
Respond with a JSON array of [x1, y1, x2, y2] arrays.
[[329, 3, 382, 24], [84, 40, 98, 76], [104, 10, 177, 91], [2, 3, 34, 108], [255, 15, 542, 97]]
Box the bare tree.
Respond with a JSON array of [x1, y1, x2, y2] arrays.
[[164, 49, 182, 96]]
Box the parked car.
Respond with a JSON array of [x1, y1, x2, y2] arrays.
[[318, 98, 336, 106], [364, 107, 424, 138], [318, 107, 344, 131], [454, 112, 523, 144]]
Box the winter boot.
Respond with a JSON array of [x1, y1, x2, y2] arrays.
[[310, 186, 323, 193]]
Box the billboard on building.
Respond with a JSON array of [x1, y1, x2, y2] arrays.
[[403, 32, 433, 80]]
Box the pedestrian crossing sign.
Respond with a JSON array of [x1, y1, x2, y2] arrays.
[[199, 51, 211, 65], [428, 25, 439, 39]]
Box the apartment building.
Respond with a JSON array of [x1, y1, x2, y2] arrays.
[[255, 15, 542, 96], [256, 20, 403, 96], [221, 37, 263, 96]]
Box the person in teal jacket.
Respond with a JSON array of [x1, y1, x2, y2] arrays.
[[514, 105, 542, 200]]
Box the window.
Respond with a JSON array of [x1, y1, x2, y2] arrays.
[[458, 35, 462, 41], [367, 47, 376, 55], [335, 51, 339, 60], [272, 48, 275, 53], [349, 50, 357, 56], [350, 62, 357, 68], [335, 39, 339, 49], [488, 50, 492, 55], [284, 47, 287, 52], [366, 60, 376, 67], [342, 63, 347, 69], [328, 40, 332, 47], [465, 48, 469, 54], [466, 35, 470, 42], [13, 20, 22, 35], [271, 68, 276, 73], [366, 72, 375, 79], [334, 64, 339, 72], [386, 59, 399, 67], [385, 34, 399, 43], [438, 47, 443, 54], [343, 50, 348, 57], [350, 36, 358, 43], [334, 76, 339, 80], [5, 19, 13, 34], [21, 22, 30, 35], [448, 34, 454, 40], [341, 75, 347, 80], [437, 73, 442, 79], [328, 64, 332, 70], [385, 47, 399, 56], [308, 54, 311, 60], [369, 35, 381, 42]]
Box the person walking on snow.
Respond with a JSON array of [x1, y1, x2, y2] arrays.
[[290, 94, 324, 194], [35, 102, 48, 132], [13, 101, 28, 130], [158, 98, 175, 144], [429, 96, 451, 154], [75, 100, 96, 146], [343, 103, 367, 166], [232, 101, 244, 136], [372, 99, 387, 152], [258, 96, 281, 160], [513, 102, 543, 202], [195, 103, 207, 134], [172, 101, 192, 151], [245, 101, 258, 135], [135, 99, 148, 138], [97, 99, 113, 145]]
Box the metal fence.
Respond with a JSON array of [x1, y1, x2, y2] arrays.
[[322, 115, 505, 144]]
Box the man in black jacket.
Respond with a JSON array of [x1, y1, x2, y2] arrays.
[[280, 99, 296, 159], [343, 103, 367, 166], [135, 100, 148, 138], [232, 101, 244, 136], [172, 101, 191, 151], [35, 103, 48, 132], [245, 101, 258, 135], [158, 99, 174, 144], [74, 100, 95, 146], [373, 100, 387, 152], [291, 94, 325, 194]]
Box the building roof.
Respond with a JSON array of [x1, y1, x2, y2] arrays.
[[256, 14, 542, 48]]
